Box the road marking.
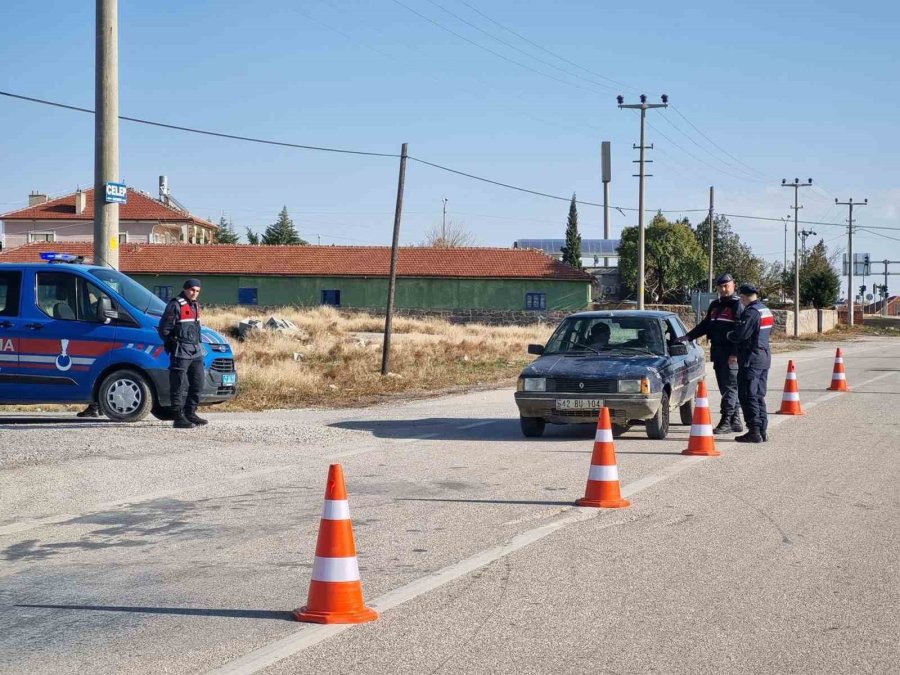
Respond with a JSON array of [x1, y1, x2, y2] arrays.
[[458, 420, 495, 430], [397, 432, 439, 444]]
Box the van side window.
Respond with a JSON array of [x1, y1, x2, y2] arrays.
[[0, 271, 22, 317], [36, 272, 79, 321], [79, 280, 114, 323]]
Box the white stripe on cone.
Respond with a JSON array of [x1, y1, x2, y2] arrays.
[[321, 499, 351, 520], [594, 428, 613, 443], [782, 392, 800, 401], [690, 424, 713, 437], [311, 556, 361, 582], [695, 397, 709, 408], [831, 373, 846, 380], [786, 372, 797, 380], [588, 465, 618, 482], [835, 357, 844, 364]]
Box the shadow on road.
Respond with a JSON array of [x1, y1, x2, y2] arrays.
[[15, 604, 295, 621], [332, 418, 599, 441], [397, 497, 573, 507], [0, 417, 125, 427]]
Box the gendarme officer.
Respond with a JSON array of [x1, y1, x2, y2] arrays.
[[727, 284, 773, 443], [158, 279, 207, 429], [680, 273, 743, 434]]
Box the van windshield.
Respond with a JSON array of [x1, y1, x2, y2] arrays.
[[89, 268, 168, 316]]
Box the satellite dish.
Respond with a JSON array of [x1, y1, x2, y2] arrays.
[[866, 294, 874, 301]]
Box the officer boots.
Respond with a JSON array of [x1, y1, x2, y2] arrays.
[[713, 417, 733, 434], [173, 414, 195, 429], [730, 413, 744, 433], [185, 410, 208, 426], [735, 427, 763, 443]]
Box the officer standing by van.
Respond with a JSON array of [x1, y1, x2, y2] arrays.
[[158, 279, 207, 429], [678, 273, 743, 434], [727, 284, 773, 443]]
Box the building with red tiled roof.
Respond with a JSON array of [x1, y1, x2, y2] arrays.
[[0, 183, 217, 250], [0, 242, 593, 311]]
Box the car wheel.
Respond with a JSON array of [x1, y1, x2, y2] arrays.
[[612, 423, 631, 438], [646, 390, 670, 439], [520, 416, 545, 438], [679, 397, 695, 425], [98, 369, 153, 422]]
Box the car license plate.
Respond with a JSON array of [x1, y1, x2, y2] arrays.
[[222, 373, 236, 386], [556, 398, 603, 410]]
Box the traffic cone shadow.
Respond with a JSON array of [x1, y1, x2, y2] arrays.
[[294, 464, 378, 624], [682, 381, 721, 456], [576, 408, 630, 508], [827, 348, 851, 391], [776, 360, 804, 415]]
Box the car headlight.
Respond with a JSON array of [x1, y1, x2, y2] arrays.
[[618, 379, 641, 393], [521, 377, 547, 392]]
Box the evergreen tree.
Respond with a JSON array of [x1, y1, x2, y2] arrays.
[[245, 228, 260, 245], [560, 193, 582, 269], [262, 206, 307, 245], [799, 239, 840, 307], [215, 216, 240, 244]]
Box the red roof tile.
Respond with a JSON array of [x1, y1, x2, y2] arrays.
[[0, 242, 593, 281], [0, 189, 216, 228]]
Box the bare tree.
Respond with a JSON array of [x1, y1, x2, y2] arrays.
[[422, 220, 476, 248]]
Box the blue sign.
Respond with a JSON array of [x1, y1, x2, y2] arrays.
[[104, 182, 127, 204]]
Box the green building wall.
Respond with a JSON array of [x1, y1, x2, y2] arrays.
[[132, 274, 591, 311]]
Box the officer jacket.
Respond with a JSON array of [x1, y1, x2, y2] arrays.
[[726, 300, 773, 369], [685, 294, 742, 359], [158, 293, 202, 360]]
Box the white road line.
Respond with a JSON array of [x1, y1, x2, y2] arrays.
[[458, 420, 495, 430], [397, 432, 439, 444]]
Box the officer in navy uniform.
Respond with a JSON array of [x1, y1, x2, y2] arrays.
[[158, 279, 207, 429], [727, 284, 773, 443], [679, 273, 744, 434]]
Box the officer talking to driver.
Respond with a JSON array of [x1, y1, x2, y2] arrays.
[[727, 284, 773, 443]]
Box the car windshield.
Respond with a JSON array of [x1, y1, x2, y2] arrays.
[[544, 316, 666, 356], [88, 268, 168, 316]]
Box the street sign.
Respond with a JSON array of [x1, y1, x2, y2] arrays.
[[104, 182, 127, 204]]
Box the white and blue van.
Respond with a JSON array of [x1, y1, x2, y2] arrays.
[[0, 253, 237, 421]]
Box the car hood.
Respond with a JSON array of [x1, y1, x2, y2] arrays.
[[521, 353, 667, 379]]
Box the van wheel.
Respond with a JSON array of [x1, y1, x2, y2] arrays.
[[646, 390, 670, 439], [520, 416, 545, 437], [98, 369, 153, 422], [679, 397, 695, 425]]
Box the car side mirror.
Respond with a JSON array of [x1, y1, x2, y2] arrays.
[[97, 296, 119, 323], [527, 344, 545, 356], [669, 343, 688, 356]]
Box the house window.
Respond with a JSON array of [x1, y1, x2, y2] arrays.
[[118, 233, 128, 244], [153, 285, 173, 301], [238, 287, 258, 305], [321, 290, 341, 307], [28, 232, 55, 243], [525, 292, 546, 311]]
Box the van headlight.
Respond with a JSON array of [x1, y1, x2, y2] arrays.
[[520, 377, 546, 392], [618, 379, 641, 393]]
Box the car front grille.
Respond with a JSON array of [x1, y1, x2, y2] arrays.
[[216, 386, 236, 396], [211, 358, 235, 373], [548, 378, 617, 393]]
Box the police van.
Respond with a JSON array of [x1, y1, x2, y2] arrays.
[[0, 253, 237, 421]]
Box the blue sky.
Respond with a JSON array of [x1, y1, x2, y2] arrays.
[[1, 0, 898, 276]]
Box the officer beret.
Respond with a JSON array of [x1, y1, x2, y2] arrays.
[[183, 278, 202, 289], [738, 283, 759, 295], [715, 273, 734, 285]]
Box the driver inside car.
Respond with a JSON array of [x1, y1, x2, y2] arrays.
[[587, 322, 611, 349]]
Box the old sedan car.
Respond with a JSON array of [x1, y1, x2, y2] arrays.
[[514, 310, 705, 439]]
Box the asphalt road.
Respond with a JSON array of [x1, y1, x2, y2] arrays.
[[1, 338, 898, 674]]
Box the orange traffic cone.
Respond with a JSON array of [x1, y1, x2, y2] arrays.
[[827, 348, 850, 391], [682, 380, 721, 457], [293, 464, 378, 624], [576, 407, 630, 508], [776, 360, 804, 415]]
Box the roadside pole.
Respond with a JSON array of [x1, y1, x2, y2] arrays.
[[835, 197, 867, 327], [94, 0, 120, 269], [707, 186, 714, 292], [381, 143, 408, 376], [782, 178, 813, 337]]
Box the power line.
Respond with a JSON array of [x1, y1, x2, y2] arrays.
[[857, 228, 900, 244]]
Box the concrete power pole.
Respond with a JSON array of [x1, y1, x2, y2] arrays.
[[835, 197, 867, 327], [782, 178, 813, 337], [441, 197, 448, 243], [707, 186, 714, 292], [618, 95, 668, 309], [601, 141, 611, 267], [94, 0, 120, 269]]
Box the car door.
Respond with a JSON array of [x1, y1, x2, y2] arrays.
[[16, 270, 118, 402], [670, 315, 704, 387], [663, 317, 690, 405], [0, 270, 23, 397]]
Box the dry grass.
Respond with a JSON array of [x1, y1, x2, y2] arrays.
[[205, 307, 553, 411]]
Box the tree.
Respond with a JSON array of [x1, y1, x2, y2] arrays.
[[245, 228, 260, 245], [214, 216, 240, 244], [422, 220, 476, 247], [618, 212, 707, 303], [694, 214, 766, 288], [799, 239, 840, 307], [560, 193, 583, 269], [261, 206, 307, 245]]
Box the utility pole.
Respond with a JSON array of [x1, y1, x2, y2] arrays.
[[707, 186, 714, 292], [782, 178, 813, 337], [835, 197, 867, 327], [618, 95, 668, 309], [441, 197, 448, 242], [601, 141, 611, 267], [781, 216, 791, 302], [94, 0, 120, 269], [381, 143, 408, 376], [799, 229, 817, 260]]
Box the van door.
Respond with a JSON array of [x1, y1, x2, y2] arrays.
[[15, 270, 119, 402], [0, 270, 23, 397]]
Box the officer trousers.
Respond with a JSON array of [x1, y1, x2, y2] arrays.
[[712, 356, 740, 421], [170, 357, 204, 414], [737, 366, 768, 434]]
